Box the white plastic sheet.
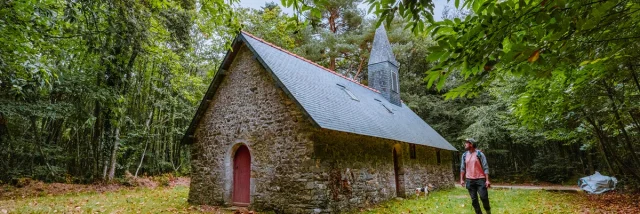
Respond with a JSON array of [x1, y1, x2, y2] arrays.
[[578, 171, 618, 194]]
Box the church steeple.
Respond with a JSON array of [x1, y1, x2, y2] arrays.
[[368, 25, 399, 67], [368, 25, 401, 106]]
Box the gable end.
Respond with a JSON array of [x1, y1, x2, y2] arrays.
[[181, 34, 320, 144]]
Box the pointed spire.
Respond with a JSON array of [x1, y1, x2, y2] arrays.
[[368, 25, 399, 67], [367, 25, 401, 106]]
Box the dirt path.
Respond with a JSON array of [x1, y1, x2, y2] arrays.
[[453, 182, 582, 192], [492, 185, 581, 192]]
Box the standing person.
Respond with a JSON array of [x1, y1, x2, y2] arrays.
[[460, 138, 491, 214]]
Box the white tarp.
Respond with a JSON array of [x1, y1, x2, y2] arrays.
[[578, 171, 618, 194]]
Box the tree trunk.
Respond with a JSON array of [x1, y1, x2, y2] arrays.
[[587, 149, 594, 174], [169, 104, 176, 170], [0, 112, 7, 140], [135, 140, 149, 177], [629, 65, 640, 94], [328, 8, 338, 33], [100, 114, 112, 181], [31, 117, 55, 177], [329, 57, 336, 71], [584, 114, 640, 179], [92, 67, 103, 180], [602, 80, 640, 168], [92, 106, 102, 179], [628, 111, 640, 135], [327, 8, 338, 71], [107, 125, 120, 181], [135, 111, 154, 177], [582, 111, 614, 174], [102, 159, 108, 180], [354, 57, 366, 81]]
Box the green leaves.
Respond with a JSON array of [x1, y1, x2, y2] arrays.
[[365, 0, 435, 32], [0, 0, 234, 182], [311, 8, 322, 19], [413, 0, 640, 101], [351, 0, 640, 182]]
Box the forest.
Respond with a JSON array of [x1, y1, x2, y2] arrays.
[[1, 0, 639, 190]]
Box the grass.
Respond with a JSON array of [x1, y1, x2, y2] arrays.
[[354, 187, 591, 214], [0, 185, 219, 214], [0, 185, 596, 214]]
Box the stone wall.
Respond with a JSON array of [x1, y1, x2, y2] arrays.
[[310, 130, 454, 213], [403, 145, 454, 190], [188, 43, 454, 214], [189, 44, 319, 213]]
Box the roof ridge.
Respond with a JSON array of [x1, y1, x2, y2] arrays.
[[241, 31, 380, 93]]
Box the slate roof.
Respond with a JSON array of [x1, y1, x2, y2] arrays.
[[368, 25, 399, 67], [182, 31, 456, 151]]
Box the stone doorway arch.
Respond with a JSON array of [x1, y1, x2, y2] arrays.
[[233, 145, 251, 206]]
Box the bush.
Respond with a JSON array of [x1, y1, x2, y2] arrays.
[[531, 153, 572, 183], [12, 177, 34, 187], [152, 173, 175, 187]]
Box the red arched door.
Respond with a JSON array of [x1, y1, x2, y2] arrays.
[[233, 145, 251, 206]]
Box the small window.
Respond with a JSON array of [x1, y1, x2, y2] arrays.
[[380, 103, 393, 114], [391, 72, 399, 92], [375, 98, 393, 114], [337, 84, 359, 101], [410, 144, 416, 159], [436, 149, 441, 165]]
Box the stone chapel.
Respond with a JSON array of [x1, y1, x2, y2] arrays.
[[182, 26, 457, 213]]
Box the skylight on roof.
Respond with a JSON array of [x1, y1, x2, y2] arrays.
[[381, 103, 394, 114], [374, 98, 393, 114], [337, 84, 359, 101]]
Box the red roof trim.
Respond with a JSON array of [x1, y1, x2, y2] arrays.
[[241, 31, 380, 93]]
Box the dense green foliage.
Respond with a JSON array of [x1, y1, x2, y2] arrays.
[[424, 0, 640, 186], [356, 0, 640, 186], [3, 0, 638, 190], [0, 0, 238, 182], [281, 0, 639, 187]]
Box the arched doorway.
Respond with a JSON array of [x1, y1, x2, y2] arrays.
[[393, 147, 405, 198], [233, 145, 251, 206]]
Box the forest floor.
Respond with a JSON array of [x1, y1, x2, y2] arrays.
[[0, 178, 638, 213], [0, 177, 229, 213], [354, 187, 640, 214]]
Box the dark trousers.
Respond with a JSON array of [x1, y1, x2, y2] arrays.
[[466, 178, 491, 214]]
